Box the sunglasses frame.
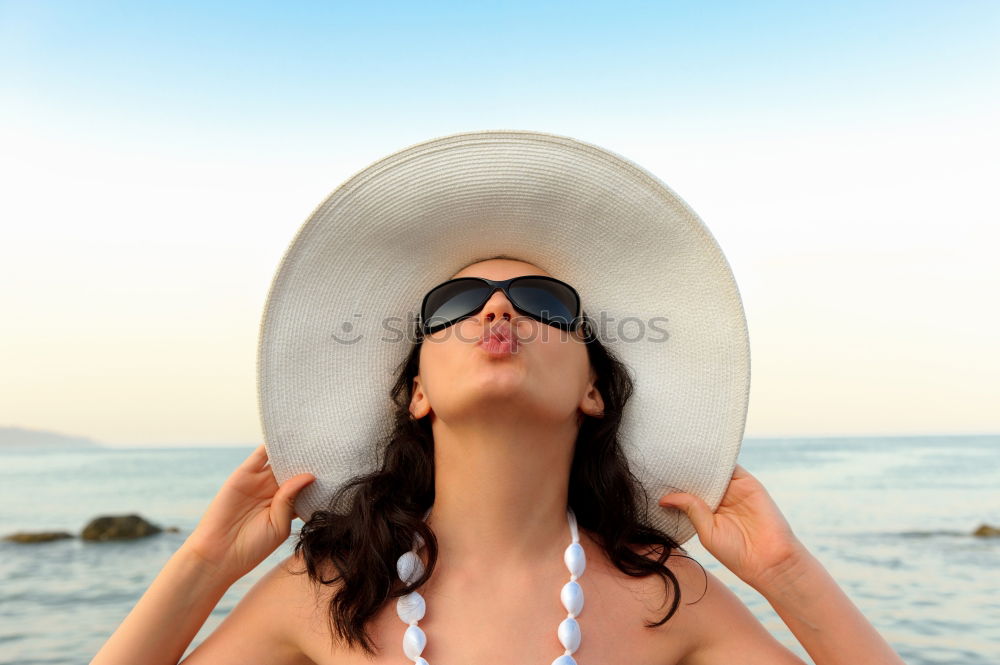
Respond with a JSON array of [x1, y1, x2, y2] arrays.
[[419, 275, 583, 336]]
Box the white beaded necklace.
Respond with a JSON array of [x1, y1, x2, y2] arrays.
[[394, 507, 586, 665]]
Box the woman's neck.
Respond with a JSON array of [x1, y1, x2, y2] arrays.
[[424, 416, 577, 578]]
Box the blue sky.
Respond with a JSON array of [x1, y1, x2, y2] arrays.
[[1, 1, 997, 444], [4, 2, 996, 145]]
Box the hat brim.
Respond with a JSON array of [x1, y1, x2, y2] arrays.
[[257, 129, 750, 546]]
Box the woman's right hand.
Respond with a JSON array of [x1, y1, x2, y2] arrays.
[[182, 443, 316, 584]]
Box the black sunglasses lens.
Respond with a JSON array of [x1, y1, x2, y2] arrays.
[[423, 280, 490, 330], [508, 278, 578, 326]]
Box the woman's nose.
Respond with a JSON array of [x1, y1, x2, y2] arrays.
[[480, 289, 517, 324]]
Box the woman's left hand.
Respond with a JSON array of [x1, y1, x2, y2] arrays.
[[659, 463, 805, 590]]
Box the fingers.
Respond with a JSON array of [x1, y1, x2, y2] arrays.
[[239, 443, 269, 472], [659, 492, 714, 537], [271, 473, 316, 526], [732, 463, 767, 490]]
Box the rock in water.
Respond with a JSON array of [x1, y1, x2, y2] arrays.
[[81, 514, 163, 541], [3, 531, 74, 543], [972, 523, 1000, 537]]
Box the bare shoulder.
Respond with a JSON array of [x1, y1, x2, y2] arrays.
[[179, 549, 332, 665], [273, 550, 347, 653], [613, 542, 805, 665], [637, 548, 807, 665], [241, 550, 352, 664], [618, 543, 712, 662]]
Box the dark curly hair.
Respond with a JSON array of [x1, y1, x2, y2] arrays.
[[290, 266, 704, 658]]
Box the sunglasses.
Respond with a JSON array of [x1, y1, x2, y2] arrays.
[[419, 275, 583, 336]]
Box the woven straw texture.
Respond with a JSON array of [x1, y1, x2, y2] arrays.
[[257, 129, 750, 546]]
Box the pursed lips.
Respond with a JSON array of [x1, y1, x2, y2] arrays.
[[478, 322, 518, 353]]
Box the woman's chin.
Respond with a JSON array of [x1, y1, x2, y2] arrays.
[[466, 368, 528, 398]]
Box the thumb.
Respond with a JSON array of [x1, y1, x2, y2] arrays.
[[659, 492, 715, 538], [272, 473, 316, 525]]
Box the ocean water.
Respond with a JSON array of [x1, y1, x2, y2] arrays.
[[1, 435, 998, 665]]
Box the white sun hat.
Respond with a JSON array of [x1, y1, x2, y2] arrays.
[[256, 129, 750, 546]]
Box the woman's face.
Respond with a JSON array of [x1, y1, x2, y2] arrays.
[[409, 258, 604, 427]]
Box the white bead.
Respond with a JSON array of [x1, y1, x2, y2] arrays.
[[563, 542, 586, 577], [396, 590, 426, 623], [397, 550, 424, 585], [403, 623, 426, 659], [557, 617, 581, 652], [560, 580, 584, 616], [415, 659, 429, 665], [551, 655, 577, 665]]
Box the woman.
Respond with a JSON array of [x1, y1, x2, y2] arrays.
[[92, 258, 906, 665], [92, 130, 906, 664]]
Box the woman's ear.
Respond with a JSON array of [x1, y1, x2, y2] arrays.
[[579, 371, 605, 419], [409, 375, 431, 419]]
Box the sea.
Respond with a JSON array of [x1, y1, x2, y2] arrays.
[[1, 434, 998, 665]]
